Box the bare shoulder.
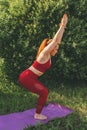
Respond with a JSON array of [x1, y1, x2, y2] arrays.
[[36, 51, 51, 64]]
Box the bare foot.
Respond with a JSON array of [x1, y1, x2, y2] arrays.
[[34, 113, 47, 120]]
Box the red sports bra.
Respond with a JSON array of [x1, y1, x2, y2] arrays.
[[32, 59, 51, 73]]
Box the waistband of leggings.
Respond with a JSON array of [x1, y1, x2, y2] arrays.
[[27, 69, 38, 79]]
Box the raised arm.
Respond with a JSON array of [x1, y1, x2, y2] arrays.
[[43, 14, 68, 54]]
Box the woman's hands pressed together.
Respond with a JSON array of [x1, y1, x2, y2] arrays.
[[60, 14, 68, 28]]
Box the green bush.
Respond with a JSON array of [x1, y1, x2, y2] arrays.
[[0, 0, 87, 83]]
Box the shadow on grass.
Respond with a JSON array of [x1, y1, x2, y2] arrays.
[[0, 88, 37, 115]]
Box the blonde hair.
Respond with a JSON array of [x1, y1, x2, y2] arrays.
[[36, 38, 50, 59]]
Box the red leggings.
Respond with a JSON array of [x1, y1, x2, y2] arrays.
[[19, 69, 48, 114]]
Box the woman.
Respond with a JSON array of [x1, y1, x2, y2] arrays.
[[19, 14, 68, 120]]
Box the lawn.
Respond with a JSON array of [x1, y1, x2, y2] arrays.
[[0, 59, 87, 130]]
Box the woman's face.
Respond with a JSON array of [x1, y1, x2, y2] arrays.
[[50, 45, 59, 56]]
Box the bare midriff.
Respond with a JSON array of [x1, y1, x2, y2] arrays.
[[28, 66, 44, 76]]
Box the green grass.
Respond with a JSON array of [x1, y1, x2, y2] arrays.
[[0, 59, 87, 130]]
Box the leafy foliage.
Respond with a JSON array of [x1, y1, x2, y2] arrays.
[[0, 0, 87, 83]]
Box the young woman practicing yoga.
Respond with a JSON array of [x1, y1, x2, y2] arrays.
[[19, 14, 68, 120]]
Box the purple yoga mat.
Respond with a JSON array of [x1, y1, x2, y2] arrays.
[[0, 103, 73, 130]]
